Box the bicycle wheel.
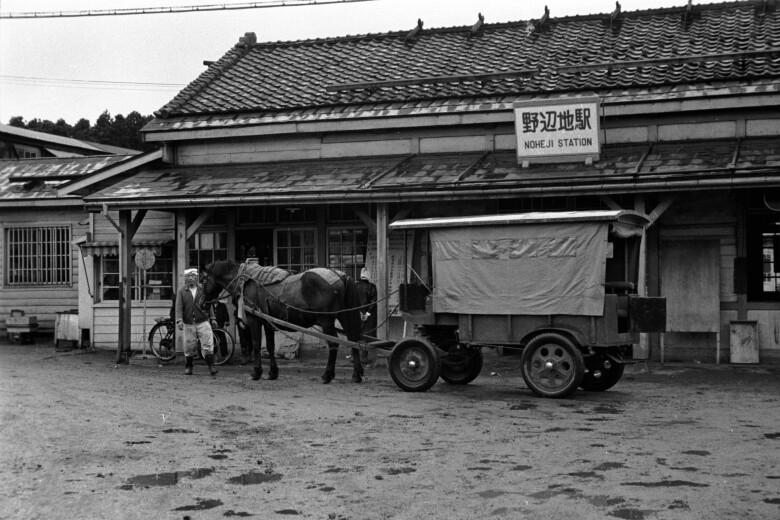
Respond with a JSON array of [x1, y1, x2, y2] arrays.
[[149, 321, 177, 361], [211, 328, 235, 365]]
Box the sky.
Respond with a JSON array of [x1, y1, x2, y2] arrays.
[[0, 0, 724, 125]]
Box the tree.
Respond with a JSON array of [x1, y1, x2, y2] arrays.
[[5, 111, 156, 152]]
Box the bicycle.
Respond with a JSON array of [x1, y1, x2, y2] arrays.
[[148, 317, 235, 365]]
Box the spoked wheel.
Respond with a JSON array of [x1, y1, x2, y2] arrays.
[[211, 329, 235, 365], [148, 321, 177, 362], [389, 338, 441, 392], [580, 354, 625, 392], [520, 333, 584, 398], [440, 345, 483, 385]]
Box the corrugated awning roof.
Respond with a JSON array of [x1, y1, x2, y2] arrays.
[[82, 137, 780, 211], [78, 240, 171, 257]]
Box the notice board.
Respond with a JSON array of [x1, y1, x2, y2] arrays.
[[660, 239, 720, 332]]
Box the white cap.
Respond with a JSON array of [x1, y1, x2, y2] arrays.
[[360, 267, 370, 281], [184, 268, 199, 276]]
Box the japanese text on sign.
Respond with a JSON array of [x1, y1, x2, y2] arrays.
[[514, 97, 601, 162]]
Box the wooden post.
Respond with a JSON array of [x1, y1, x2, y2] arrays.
[[116, 210, 133, 363], [376, 203, 389, 340]]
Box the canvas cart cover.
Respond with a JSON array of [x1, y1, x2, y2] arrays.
[[431, 222, 610, 316]]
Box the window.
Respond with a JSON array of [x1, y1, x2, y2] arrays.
[[747, 213, 780, 301], [188, 231, 227, 269], [98, 247, 174, 302], [276, 228, 316, 272], [328, 227, 368, 279], [5, 225, 71, 285]]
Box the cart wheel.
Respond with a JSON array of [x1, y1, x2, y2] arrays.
[[520, 333, 584, 398], [440, 345, 483, 385], [580, 356, 625, 392], [389, 338, 441, 392]]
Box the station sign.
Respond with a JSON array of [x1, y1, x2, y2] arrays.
[[513, 96, 601, 164]]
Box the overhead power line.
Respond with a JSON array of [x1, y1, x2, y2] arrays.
[[0, 74, 186, 92], [0, 0, 375, 19]]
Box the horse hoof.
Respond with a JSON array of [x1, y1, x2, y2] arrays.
[[250, 371, 262, 381], [321, 374, 333, 384], [351, 375, 362, 383], [268, 370, 279, 381]]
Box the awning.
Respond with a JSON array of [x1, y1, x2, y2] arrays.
[[82, 137, 780, 211], [78, 240, 171, 257]]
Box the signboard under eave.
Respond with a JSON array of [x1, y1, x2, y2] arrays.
[[513, 96, 601, 165]]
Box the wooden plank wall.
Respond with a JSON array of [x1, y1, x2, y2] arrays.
[[0, 207, 86, 331], [90, 210, 175, 348]]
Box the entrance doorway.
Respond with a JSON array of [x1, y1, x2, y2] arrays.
[[237, 229, 274, 265]]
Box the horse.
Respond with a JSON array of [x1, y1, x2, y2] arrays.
[[202, 259, 365, 384]]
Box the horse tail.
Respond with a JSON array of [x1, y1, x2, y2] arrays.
[[338, 274, 363, 342]]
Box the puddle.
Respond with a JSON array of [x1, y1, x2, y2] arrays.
[[764, 498, 780, 504], [173, 498, 223, 511], [383, 467, 416, 475], [568, 471, 604, 479], [764, 432, 780, 439], [162, 428, 197, 434], [622, 480, 708, 488], [594, 462, 626, 471], [209, 454, 229, 460], [509, 403, 538, 411], [609, 507, 648, 519], [592, 405, 623, 415], [587, 495, 624, 507], [224, 511, 253, 517], [228, 471, 282, 485], [478, 490, 509, 499], [510, 465, 533, 471], [275, 509, 300, 515], [125, 468, 213, 487], [681, 450, 710, 456], [125, 441, 151, 445]]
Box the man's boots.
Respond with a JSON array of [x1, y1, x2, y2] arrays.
[[184, 356, 193, 375], [205, 354, 218, 376]]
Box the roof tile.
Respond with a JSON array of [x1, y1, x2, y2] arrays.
[[154, 1, 780, 120]]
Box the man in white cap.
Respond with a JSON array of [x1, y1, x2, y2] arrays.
[[175, 267, 218, 376]]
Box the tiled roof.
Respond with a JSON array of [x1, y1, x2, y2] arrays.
[[83, 137, 780, 207], [0, 155, 135, 203], [156, 1, 780, 119]]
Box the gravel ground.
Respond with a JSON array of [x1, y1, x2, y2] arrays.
[[2, 341, 780, 520]]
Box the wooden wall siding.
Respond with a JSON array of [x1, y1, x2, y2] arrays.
[[658, 121, 736, 141], [92, 302, 170, 349], [747, 119, 780, 137], [93, 210, 174, 243], [0, 208, 86, 330]]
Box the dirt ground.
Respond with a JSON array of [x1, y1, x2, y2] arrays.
[[1, 341, 780, 520]]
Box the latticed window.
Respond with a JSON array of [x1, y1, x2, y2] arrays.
[[275, 228, 316, 273], [328, 227, 368, 280], [5, 226, 71, 285]]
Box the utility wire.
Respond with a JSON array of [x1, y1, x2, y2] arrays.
[[0, 75, 186, 91], [0, 0, 376, 19]]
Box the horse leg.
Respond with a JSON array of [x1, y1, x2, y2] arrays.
[[350, 346, 364, 383], [265, 325, 278, 380], [249, 319, 263, 381], [321, 345, 338, 384]]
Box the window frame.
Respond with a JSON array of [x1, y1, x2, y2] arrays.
[[747, 212, 780, 302], [274, 227, 317, 273], [97, 246, 175, 303], [327, 226, 369, 280], [4, 224, 72, 286]]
